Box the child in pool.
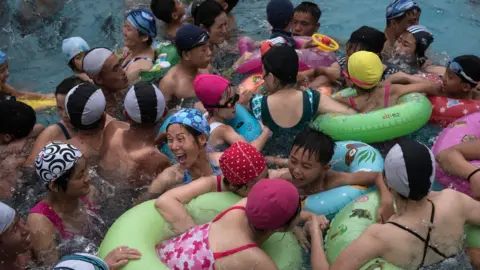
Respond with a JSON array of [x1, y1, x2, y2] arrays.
[[267, 127, 394, 223], [334, 51, 441, 113], [62, 37, 92, 83], [0, 51, 53, 100], [150, 0, 186, 41], [193, 74, 272, 152]]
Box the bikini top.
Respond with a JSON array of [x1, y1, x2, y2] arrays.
[[348, 84, 391, 111], [387, 199, 449, 268]]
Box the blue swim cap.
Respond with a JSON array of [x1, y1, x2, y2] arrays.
[[127, 9, 157, 39], [53, 253, 108, 270], [62, 37, 90, 63], [0, 51, 6, 65], [167, 108, 210, 136], [386, 0, 421, 20]]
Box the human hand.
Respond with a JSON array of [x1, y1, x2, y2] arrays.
[[260, 122, 272, 138], [301, 39, 317, 49], [377, 197, 395, 224], [104, 246, 142, 270], [293, 225, 311, 252]]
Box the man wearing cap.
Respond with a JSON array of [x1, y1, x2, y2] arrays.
[[0, 202, 32, 270], [99, 81, 171, 191], [159, 24, 212, 110], [82, 47, 129, 117], [383, 0, 421, 58]]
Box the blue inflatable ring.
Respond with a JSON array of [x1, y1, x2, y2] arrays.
[[303, 141, 384, 220]]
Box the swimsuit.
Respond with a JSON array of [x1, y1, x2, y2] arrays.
[[250, 89, 320, 157], [183, 160, 222, 184], [120, 51, 153, 70], [156, 206, 257, 270], [387, 199, 450, 269], [56, 122, 71, 140], [29, 197, 96, 239], [348, 84, 391, 111]]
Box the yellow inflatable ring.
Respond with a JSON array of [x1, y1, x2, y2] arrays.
[[312, 34, 339, 52]]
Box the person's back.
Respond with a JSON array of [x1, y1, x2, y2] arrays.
[[99, 82, 171, 188]]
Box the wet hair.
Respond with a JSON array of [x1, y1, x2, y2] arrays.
[[346, 26, 386, 57], [386, 8, 420, 27], [67, 57, 82, 73], [55, 77, 85, 96], [0, 100, 36, 139], [294, 1, 322, 23], [453, 55, 480, 87], [151, 0, 176, 24], [194, 0, 226, 29], [224, 0, 240, 13], [223, 176, 247, 191], [291, 127, 335, 165], [46, 167, 74, 192]]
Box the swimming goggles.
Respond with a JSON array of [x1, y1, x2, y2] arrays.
[[448, 60, 479, 85], [205, 89, 239, 109], [343, 71, 378, 88], [386, 0, 420, 20]]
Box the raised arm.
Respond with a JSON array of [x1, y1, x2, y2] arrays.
[[317, 94, 357, 115], [155, 175, 218, 234]]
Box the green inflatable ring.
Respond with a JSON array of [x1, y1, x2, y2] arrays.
[[98, 192, 303, 270], [324, 191, 400, 269], [312, 88, 432, 143], [140, 42, 180, 83], [466, 224, 480, 248]]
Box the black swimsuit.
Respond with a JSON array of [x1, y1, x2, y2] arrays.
[[387, 199, 449, 269], [56, 122, 71, 140]]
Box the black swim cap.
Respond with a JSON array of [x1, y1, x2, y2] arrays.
[[453, 55, 480, 86], [262, 45, 298, 85], [348, 26, 386, 55], [384, 139, 435, 201]]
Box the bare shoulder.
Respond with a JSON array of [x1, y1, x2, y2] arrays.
[[238, 247, 277, 269], [27, 212, 55, 234]]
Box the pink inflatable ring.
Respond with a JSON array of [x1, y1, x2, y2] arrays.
[[432, 111, 480, 195]]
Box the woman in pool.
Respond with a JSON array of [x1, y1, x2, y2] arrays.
[[62, 37, 92, 83], [194, 74, 272, 152], [27, 142, 102, 266], [120, 8, 157, 84], [195, 0, 228, 48], [141, 108, 221, 200], [156, 178, 326, 270], [314, 139, 480, 269], [247, 45, 356, 156], [335, 51, 441, 113], [24, 77, 83, 166]]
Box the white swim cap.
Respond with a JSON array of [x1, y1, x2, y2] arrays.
[[82, 48, 114, 77], [62, 37, 90, 63], [0, 202, 15, 235], [124, 82, 166, 124]]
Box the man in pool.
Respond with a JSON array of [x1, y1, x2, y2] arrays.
[[82, 48, 129, 117], [292, 1, 321, 37], [0, 100, 43, 200], [383, 0, 421, 58], [99, 82, 171, 192], [0, 202, 32, 270], [151, 0, 186, 40], [269, 127, 394, 222], [159, 24, 212, 110], [0, 51, 53, 100]]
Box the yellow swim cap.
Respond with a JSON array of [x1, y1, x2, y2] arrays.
[[347, 51, 383, 90]]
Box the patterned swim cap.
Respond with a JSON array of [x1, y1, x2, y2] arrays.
[[53, 253, 108, 270], [220, 142, 267, 185], [167, 108, 210, 136], [35, 142, 83, 184]]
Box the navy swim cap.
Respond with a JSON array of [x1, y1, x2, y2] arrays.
[[175, 24, 210, 53], [267, 0, 294, 29]]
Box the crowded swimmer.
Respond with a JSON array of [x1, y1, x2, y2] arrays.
[[1, 0, 480, 269]]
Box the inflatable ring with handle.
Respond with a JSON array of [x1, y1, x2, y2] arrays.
[[312, 34, 339, 52]]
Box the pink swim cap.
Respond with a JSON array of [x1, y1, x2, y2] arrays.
[[246, 179, 300, 230], [193, 74, 230, 108]]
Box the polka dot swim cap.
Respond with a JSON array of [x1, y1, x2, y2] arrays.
[[220, 141, 267, 185]]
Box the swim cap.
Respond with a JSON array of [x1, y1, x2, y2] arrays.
[[126, 9, 157, 39], [347, 51, 383, 90], [266, 0, 294, 29], [175, 24, 210, 53], [65, 83, 106, 130], [384, 139, 435, 201], [53, 253, 108, 270], [262, 45, 298, 85], [62, 37, 90, 63], [451, 55, 480, 85], [82, 48, 114, 77], [193, 74, 230, 108], [220, 141, 267, 185], [167, 108, 210, 136], [0, 202, 15, 235], [35, 142, 83, 184], [386, 0, 421, 20], [348, 26, 386, 55], [124, 82, 166, 124], [0, 51, 6, 65], [407, 25, 433, 59], [246, 179, 300, 230]]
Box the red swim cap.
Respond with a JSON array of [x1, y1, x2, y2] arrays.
[[219, 141, 266, 185], [246, 179, 300, 230], [193, 74, 230, 108]]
